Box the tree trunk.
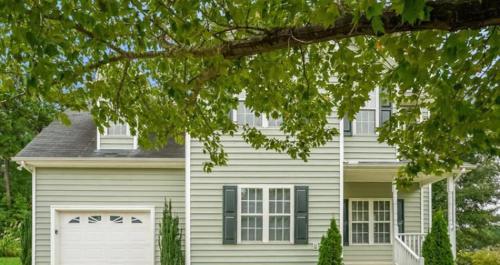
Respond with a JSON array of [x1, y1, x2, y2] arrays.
[[3, 159, 11, 208]]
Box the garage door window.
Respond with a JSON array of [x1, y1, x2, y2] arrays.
[[110, 216, 123, 223], [69, 217, 80, 224], [88, 216, 102, 223], [132, 217, 143, 224]]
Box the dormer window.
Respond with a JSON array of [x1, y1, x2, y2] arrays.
[[105, 122, 130, 136], [97, 121, 138, 150]]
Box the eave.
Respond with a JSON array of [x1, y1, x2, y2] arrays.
[[13, 157, 185, 169]]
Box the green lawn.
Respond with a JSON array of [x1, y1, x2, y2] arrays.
[[0, 257, 20, 265]]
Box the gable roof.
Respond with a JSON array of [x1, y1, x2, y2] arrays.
[[15, 112, 184, 158]]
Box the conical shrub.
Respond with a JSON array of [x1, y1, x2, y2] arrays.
[[318, 217, 343, 265], [159, 200, 184, 265], [422, 211, 454, 265]]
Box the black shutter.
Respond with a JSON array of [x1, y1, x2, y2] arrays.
[[294, 186, 309, 244], [223, 186, 237, 244], [397, 199, 405, 234], [380, 105, 392, 125], [343, 117, 352, 136], [343, 199, 349, 246]]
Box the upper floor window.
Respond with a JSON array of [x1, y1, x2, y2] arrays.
[[233, 101, 282, 128], [355, 110, 376, 135], [236, 102, 263, 127], [345, 88, 392, 136]]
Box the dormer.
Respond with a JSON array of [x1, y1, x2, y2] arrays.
[[97, 122, 138, 150]]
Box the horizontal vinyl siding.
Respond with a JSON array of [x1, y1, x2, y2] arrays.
[[343, 182, 423, 265], [344, 136, 397, 162], [190, 125, 341, 265], [35, 168, 184, 265], [399, 185, 422, 233], [99, 135, 135, 149]]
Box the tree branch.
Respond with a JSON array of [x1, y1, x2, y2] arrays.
[[82, 0, 500, 69]]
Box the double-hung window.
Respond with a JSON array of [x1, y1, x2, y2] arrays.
[[353, 89, 378, 135], [236, 101, 262, 127], [350, 199, 392, 245], [355, 110, 376, 135], [238, 186, 294, 243], [233, 100, 282, 128]]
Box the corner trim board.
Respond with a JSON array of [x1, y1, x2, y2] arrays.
[[185, 133, 191, 265], [32, 168, 36, 265]]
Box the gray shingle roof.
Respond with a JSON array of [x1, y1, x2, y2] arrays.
[[16, 112, 184, 158]]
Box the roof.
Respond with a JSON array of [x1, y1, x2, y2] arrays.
[[15, 112, 184, 159]]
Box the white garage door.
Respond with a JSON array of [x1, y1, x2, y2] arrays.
[[57, 211, 154, 265]]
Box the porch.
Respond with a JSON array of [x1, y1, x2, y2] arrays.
[[343, 163, 458, 265]]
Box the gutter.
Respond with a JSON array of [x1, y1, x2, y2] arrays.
[[13, 157, 185, 169]]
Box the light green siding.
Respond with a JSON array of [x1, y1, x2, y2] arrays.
[[190, 126, 341, 265], [34, 168, 184, 265], [343, 182, 427, 265], [99, 135, 135, 149], [344, 136, 397, 162]]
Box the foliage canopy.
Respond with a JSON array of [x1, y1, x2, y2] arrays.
[[0, 0, 499, 183]]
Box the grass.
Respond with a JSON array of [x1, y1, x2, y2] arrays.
[[0, 257, 20, 265]]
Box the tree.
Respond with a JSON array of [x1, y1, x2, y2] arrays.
[[0, 92, 55, 208], [433, 160, 500, 251], [0, 1, 498, 182], [318, 218, 342, 265], [423, 211, 454, 265]]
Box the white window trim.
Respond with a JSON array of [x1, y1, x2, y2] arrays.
[[50, 205, 156, 265], [237, 185, 295, 244], [348, 198, 393, 246]]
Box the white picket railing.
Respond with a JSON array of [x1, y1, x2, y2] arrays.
[[398, 233, 426, 257], [394, 236, 424, 265]]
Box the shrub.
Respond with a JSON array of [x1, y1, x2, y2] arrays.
[[457, 248, 500, 265], [0, 221, 21, 257], [422, 211, 454, 265], [20, 213, 31, 265], [159, 200, 184, 265], [318, 217, 342, 265]]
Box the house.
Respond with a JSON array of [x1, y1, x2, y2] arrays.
[[14, 90, 459, 265]]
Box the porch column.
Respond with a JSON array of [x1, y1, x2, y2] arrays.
[[392, 182, 399, 263], [447, 176, 456, 258]]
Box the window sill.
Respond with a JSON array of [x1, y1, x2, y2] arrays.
[[238, 241, 294, 245], [348, 243, 393, 246]]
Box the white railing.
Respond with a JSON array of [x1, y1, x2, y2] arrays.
[[394, 236, 424, 265], [398, 233, 426, 257]]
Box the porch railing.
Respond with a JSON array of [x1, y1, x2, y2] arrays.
[[398, 233, 426, 257], [394, 236, 424, 265]]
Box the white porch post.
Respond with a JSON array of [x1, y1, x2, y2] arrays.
[[392, 182, 399, 263], [447, 176, 456, 258]]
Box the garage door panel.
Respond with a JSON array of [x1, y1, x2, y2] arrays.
[[57, 211, 153, 265]]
